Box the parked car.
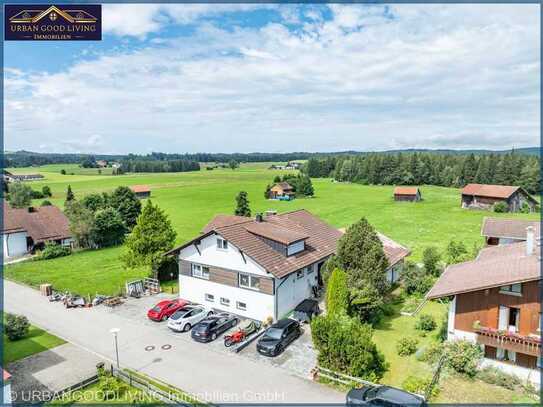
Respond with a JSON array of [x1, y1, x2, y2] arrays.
[[191, 313, 239, 342], [147, 299, 189, 321], [167, 305, 213, 332], [256, 318, 301, 357], [346, 385, 426, 406], [292, 299, 320, 323]]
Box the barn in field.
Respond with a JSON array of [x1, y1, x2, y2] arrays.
[[393, 186, 421, 202], [461, 184, 537, 212], [130, 185, 151, 199], [269, 182, 295, 199]]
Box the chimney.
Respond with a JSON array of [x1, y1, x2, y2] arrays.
[[255, 213, 263, 223], [526, 226, 534, 256]]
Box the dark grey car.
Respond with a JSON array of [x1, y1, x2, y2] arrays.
[[346, 385, 426, 406]]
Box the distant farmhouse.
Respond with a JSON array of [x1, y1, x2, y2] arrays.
[[269, 182, 295, 200], [3, 170, 44, 182], [2, 201, 73, 259], [96, 160, 108, 168], [269, 161, 303, 170], [393, 186, 421, 202], [461, 184, 537, 212], [481, 217, 540, 246], [130, 185, 151, 199]]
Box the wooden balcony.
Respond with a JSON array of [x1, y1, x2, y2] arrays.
[[475, 327, 541, 357]]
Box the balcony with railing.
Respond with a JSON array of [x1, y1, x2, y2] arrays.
[[475, 326, 541, 357]]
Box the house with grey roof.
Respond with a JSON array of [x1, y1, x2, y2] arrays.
[[427, 225, 541, 385], [481, 217, 540, 246], [167, 210, 410, 321]]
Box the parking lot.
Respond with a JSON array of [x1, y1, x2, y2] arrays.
[[98, 292, 318, 380]]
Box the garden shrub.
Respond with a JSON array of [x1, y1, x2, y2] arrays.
[[325, 268, 349, 316], [400, 265, 434, 296], [97, 373, 128, 400], [520, 202, 532, 214], [396, 337, 418, 356], [30, 189, 44, 199], [402, 375, 438, 398], [476, 367, 521, 391], [422, 246, 442, 276], [5, 313, 30, 341], [415, 314, 437, 332], [39, 242, 71, 260], [400, 296, 421, 313], [311, 313, 387, 381], [493, 201, 508, 213], [435, 314, 448, 342], [41, 200, 52, 206], [417, 342, 443, 364], [443, 340, 482, 377]]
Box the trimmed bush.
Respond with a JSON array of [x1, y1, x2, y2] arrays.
[[402, 375, 438, 398], [97, 372, 128, 400], [41, 200, 52, 206], [396, 337, 418, 356], [39, 242, 71, 260], [326, 268, 349, 316], [417, 342, 443, 364], [415, 314, 437, 332], [493, 201, 508, 213], [444, 340, 482, 377], [5, 313, 30, 341]]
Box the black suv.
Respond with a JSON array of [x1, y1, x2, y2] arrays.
[[256, 318, 301, 356], [346, 385, 426, 406], [191, 313, 238, 342]]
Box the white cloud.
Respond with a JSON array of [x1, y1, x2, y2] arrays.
[[5, 4, 540, 153]]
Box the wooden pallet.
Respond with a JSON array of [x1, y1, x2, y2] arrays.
[[104, 297, 123, 307]]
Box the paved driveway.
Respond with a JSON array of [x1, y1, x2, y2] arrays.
[[4, 281, 343, 403], [7, 343, 103, 403]]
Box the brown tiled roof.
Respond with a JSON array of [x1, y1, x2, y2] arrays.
[[481, 217, 540, 240], [426, 242, 540, 299], [274, 182, 293, 191], [169, 209, 342, 278], [393, 186, 419, 196], [337, 227, 410, 266], [130, 185, 150, 193], [461, 183, 519, 199], [245, 221, 309, 245], [2, 201, 71, 242], [201, 215, 252, 234]]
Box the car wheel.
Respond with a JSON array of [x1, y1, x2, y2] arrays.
[[231, 319, 239, 327], [211, 333, 217, 341], [207, 311, 213, 317], [183, 323, 191, 332]]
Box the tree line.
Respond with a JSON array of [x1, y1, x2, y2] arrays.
[[119, 159, 200, 173], [303, 150, 541, 193]]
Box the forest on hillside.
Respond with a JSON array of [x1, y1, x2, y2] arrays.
[[303, 151, 541, 194]]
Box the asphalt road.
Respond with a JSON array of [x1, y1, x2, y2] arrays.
[[4, 280, 344, 404]]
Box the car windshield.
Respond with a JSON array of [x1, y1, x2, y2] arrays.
[[265, 328, 283, 340], [151, 306, 161, 312], [170, 310, 188, 320], [195, 321, 213, 332]]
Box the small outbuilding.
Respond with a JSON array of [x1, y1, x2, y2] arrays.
[[130, 185, 151, 199], [393, 186, 421, 202], [269, 182, 295, 199], [461, 184, 537, 212]]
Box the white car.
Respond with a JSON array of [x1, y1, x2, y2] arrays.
[[167, 305, 213, 332]]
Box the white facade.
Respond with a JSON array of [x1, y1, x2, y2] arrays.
[[178, 232, 321, 321], [3, 381, 11, 405], [3, 232, 28, 258]]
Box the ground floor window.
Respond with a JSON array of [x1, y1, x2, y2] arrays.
[[205, 293, 214, 302], [220, 297, 230, 306], [236, 301, 247, 311]]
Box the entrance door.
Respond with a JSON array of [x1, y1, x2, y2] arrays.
[[498, 306, 509, 331]]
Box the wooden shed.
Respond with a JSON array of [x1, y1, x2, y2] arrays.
[[393, 187, 421, 202]]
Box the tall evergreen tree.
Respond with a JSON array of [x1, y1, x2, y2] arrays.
[[65, 185, 75, 202], [234, 191, 251, 217]]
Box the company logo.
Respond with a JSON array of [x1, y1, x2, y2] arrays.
[[5, 4, 101, 41]]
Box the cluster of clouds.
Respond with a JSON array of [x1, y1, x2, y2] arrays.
[[5, 4, 540, 153]]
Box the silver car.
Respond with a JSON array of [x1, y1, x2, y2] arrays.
[[167, 305, 213, 332]]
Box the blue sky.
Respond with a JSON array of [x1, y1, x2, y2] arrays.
[[4, 4, 540, 154]]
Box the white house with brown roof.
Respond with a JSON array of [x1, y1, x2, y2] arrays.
[[427, 226, 541, 384], [2, 201, 72, 259], [167, 210, 343, 321]]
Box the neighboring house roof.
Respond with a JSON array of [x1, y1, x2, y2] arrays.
[[393, 186, 419, 196], [337, 228, 411, 267], [130, 185, 150, 193], [167, 209, 343, 278], [273, 182, 293, 191], [3, 369, 11, 381], [461, 183, 522, 199], [481, 217, 540, 240], [2, 201, 71, 242], [426, 241, 540, 299]]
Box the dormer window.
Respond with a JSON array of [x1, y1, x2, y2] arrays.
[[287, 240, 305, 256], [500, 283, 522, 296], [217, 238, 228, 250]]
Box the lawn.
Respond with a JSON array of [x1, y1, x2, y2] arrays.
[[51, 381, 163, 405], [4, 323, 66, 364], [373, 299, 539, 404], [5, 163, 539, 297]]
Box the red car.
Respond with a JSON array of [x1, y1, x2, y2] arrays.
[[147, 299, 189, 321]]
